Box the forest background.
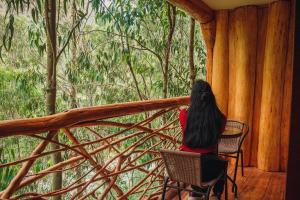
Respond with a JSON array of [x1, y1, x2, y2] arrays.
[[0, 0, 207, 198]]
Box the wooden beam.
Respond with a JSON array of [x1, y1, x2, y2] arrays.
[[168, 0, 214, 23], [0, 96, 189, 137]]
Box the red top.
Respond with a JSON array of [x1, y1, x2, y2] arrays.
[[179, 109, 226, 154]]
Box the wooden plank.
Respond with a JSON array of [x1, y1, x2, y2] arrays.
[[172, 167, 286, 200], [0, 96, 190, 137]]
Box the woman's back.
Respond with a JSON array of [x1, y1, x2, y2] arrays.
[[179, 80, 226, 153]]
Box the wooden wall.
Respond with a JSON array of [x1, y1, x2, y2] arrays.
[[207, 0, 293, 171]]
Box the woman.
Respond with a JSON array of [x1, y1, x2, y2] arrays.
[[179, 80, 227, 200]]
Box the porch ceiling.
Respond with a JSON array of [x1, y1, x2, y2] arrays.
[[202, 0, 278, 10]]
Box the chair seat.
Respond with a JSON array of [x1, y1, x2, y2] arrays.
[[218, 144, 239, 154], [218, 138, 239, 154]]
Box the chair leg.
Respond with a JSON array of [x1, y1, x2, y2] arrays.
[[177, 182, 182, 200], [241, 150, 244, 176], [225, 172, 228, 200], [232, 153, 239, 193], [205, 186, 212, 200], [161, 177, 169, 200], [227, 175, 238, 199]]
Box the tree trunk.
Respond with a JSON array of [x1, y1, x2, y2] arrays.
[[250, 7, 268, 166], [211, 10, 229, 115], [45, 0, 62, 198], [69, 0, 82, 195], [163, 4, 176, 98], [258, 1, 290, 171], [280, 0, 295, 172], [125, 38, 144, 100], [228, 6, 257, 166], [189, 17, 196, 89]]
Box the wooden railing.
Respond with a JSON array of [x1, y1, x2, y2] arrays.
[[0, 96, 189, 200]]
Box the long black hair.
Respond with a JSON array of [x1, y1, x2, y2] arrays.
[[183, 80, 223, 148]]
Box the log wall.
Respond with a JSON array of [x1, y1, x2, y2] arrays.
[[212, 10, 229, 115], [169, 0, 294, 171], [208, 1, 293, 171], [257, 1, 290, 171], [228, 6, 258, 166]]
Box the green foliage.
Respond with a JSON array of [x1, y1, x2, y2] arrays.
[[0, 0, 207, 197]]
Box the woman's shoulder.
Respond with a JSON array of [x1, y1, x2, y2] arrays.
[[179, 108, 188, 115], [179, 108, 188, 122]]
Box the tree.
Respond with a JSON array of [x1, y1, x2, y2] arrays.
[[189, 17, 196, 88]]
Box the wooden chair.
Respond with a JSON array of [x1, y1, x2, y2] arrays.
[[218, 120, 249, 193], [160, 149, 228, 200]]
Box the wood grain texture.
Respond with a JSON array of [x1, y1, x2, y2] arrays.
[[212, 10, 229, 115], [167, 0, 213, 23], [250, 7, 268, 167], [258, 1, 290, 171], [228, 6, 258, 166], [0, 96, 190, 137], [280, 0, 295, 172], [172, 167, 286, 200], [200, 20, 216, 84]]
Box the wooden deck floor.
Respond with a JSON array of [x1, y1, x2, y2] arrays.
[[172, 167, 286, 200]]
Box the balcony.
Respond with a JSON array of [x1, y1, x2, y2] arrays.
[[0, 97, 287, 199]]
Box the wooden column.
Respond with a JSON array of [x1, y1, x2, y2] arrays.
[[212, 10, 229, 114], [280, 0, 295, 172], [201, 21, 216, 84], [286, 1, 299, 197], [258, 1, 290, 171], [249, 7, 268, 166], [228, 6, 257, 166]]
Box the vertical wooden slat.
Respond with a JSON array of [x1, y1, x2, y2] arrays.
[[258, 1, 290, 171], [228, 6, 258, 166], [250, 7, 268, 167], [280, 0, 295, 172], [286, 0, 299, 197], [212, 10, 229, 115]]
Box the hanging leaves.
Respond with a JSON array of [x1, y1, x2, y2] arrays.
[[2, 14, 14, 51]]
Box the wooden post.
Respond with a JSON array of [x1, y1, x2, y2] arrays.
[[228, 6, 257, 166], [286, 1, 299, 198], [280, 0, 295, 172], [200, 20, 216, 84], [212, 10, 229, 114], [250, 7, 268, 167], [258, 1, 290, 171]]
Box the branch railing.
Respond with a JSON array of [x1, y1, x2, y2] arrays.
[[0, 96, 189, 200]]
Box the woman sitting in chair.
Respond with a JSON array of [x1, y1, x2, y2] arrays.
[[179, 80, 227, 200]]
